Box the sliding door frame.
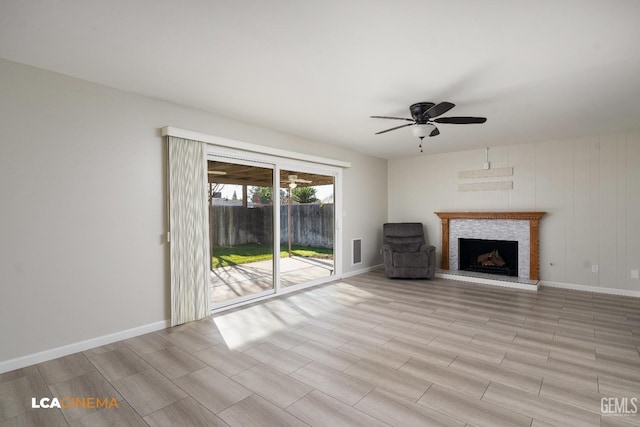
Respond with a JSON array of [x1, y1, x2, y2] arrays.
[[276, 159, 341, 293], [205, 144, 343, 312], [208, 155, 277, 310]]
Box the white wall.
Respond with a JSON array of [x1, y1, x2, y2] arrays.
[[388, 133, 640, 292], [0, 58, 387, 365]]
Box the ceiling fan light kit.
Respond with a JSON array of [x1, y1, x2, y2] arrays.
[[371, 101, 487, 152], [411, 123, 436, 139], [286, 174, 311, 189]]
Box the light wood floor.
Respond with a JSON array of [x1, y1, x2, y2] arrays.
[[2, 271, 639, 426]]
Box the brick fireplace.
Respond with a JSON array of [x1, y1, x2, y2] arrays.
[[435, 212, 545, 280]]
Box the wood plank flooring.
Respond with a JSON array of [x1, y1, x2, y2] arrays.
[[1, 270, 639, 426]]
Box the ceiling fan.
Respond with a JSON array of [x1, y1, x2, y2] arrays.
[[283, 175, 311, 189], [371, 102, 487, 152]]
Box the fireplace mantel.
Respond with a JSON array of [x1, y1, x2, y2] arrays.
[[435, 212, 546, 280]]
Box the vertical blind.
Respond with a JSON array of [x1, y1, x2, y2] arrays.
[[168, 136, 210, 326]]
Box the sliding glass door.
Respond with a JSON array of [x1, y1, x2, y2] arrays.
[[280, 169, 335, 288], [207, 151, 341, 309], [208, 159, 276, 306]]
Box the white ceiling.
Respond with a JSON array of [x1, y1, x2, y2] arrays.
[[2, 0, 640, 159]]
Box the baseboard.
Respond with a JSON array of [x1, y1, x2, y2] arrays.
[[341, 263, 384, 279], [0, 320, 170, 374], [540, 281, 640, 298], [436, 272, 539, 291]]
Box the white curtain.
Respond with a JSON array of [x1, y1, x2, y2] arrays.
[[168, 136, 210, 326]]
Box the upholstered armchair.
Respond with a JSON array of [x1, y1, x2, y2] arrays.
[[382, 223, 435, 279]]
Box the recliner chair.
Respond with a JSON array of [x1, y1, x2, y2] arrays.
[[382, 222, 435, 279]]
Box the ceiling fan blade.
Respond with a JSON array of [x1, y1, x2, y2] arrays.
[[375, 123, 414, 135], [424, 102, 455, 119], [434, 116, 487, 124], [370, 116, 414, 122], [429, 127, 440, 137]]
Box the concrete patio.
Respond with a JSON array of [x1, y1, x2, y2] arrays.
[[210, 256, 334, 304]]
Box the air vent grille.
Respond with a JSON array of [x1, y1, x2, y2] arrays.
[[352, 238, 362, 265]]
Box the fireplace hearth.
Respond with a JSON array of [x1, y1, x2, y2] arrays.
[[459, 238, 518, 277]]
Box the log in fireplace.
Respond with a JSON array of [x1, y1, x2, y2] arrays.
[[458, 238, 518, 277]]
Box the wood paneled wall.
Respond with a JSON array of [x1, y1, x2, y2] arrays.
[[388, 130, 640, 292]]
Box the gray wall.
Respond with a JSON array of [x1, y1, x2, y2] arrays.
[[0, 58, 387, 364]]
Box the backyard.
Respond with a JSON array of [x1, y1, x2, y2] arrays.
[[212, 243, 333, 268]]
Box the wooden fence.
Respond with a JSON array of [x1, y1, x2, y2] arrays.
[[210, 204, 334, 248]]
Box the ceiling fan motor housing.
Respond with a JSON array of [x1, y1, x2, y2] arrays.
[[410, 102, 435, 123]]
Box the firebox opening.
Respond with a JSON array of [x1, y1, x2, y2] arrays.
[[458, 238, 518, 277]]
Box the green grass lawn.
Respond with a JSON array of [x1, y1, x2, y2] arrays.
[[212, 243, 333, 268]]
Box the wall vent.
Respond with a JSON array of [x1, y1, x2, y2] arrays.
[[352, 238, 362, 265]]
